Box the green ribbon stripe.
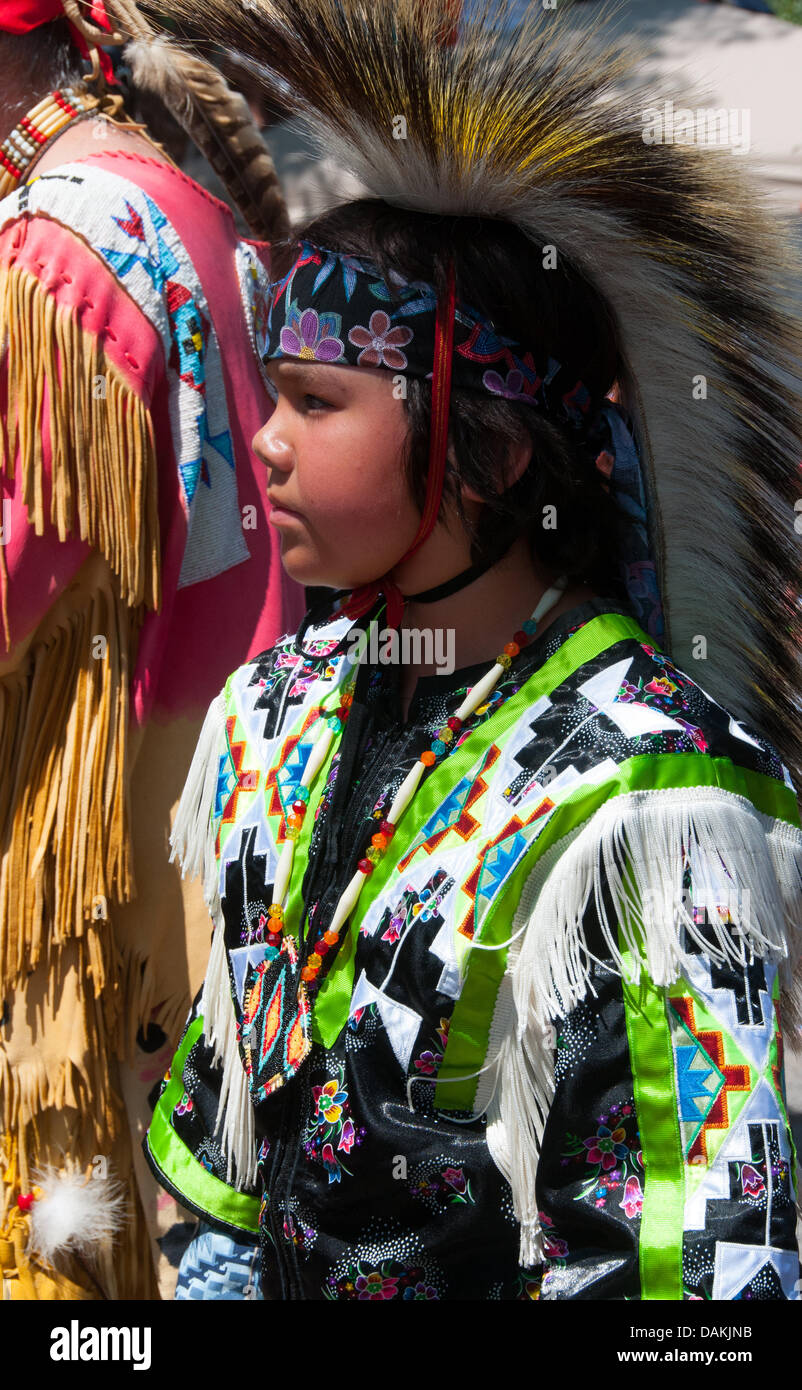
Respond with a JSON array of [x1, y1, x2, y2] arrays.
[[313, 613, 647, 1046], [145, 1016, 260, 1236], [620, 939, 685, 1300], [436, 751, 798, 1112]]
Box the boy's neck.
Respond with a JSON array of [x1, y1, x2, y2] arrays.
[[395, 539, 595, 718]]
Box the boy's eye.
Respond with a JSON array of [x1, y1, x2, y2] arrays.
[[301, 394, 330, 411]]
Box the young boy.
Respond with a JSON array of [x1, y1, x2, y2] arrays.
[[143, 0, 802, 1300]]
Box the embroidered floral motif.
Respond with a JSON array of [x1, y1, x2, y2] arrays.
[[175, 1092, 194, 1116], [347, 309, 413, 369], [324, 1259, 440, 1301], [482, 367, 537, 401], [304, 1065, 366, 1182], [402, 1281, 439, 1300], [279, 301, 345, 362], [540, 1211, 569, 1261], [409, 1157, 476, 1211], [561, 1101, 642, 1213], [619, 1175, 644, 1220]]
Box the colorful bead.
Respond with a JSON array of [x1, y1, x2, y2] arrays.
[[316, 939, 329, 955], [308, 953, 322, 969], [327, 716, 343, 733], [379, 820, 396, 838], [286, 825, 300, 840], [496, 652, 512, 670], [371, 832, 388, 850], [366, 846, 382, 865], [16, 1192, 35, 1212], [295, 785, 310, 802], [341, 691, 354, 708], [288, 814, 304, 830], [513, 630, 528, 647], [447, 716, 463, 732], [420, 750, 436, 767], [301, 965, 316, 981], [504, 642, 520, 657], [438, 726, 453, 744], [431, 739, 446, 756], [323, 930, 339, 946], [522, 618, 538, 635], [292, 800, 307, 816], [358, 857, 374, 874]]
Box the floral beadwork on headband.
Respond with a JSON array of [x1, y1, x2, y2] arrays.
[[261, 241, 597, 432]]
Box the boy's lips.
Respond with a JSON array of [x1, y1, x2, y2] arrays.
[[267, 492, 304, 521]]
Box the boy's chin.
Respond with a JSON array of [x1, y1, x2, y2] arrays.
[[280, 549, 384, 594]]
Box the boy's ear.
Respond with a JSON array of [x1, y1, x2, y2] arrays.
[[459, 434, 533, 506]]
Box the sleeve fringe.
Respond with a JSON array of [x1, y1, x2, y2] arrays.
[[0, 260, 161, 649], [482, 786, 802, 1268]]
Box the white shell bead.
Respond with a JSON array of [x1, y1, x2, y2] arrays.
[[327, 869, 365, 935], [272, 837, 296, 908], [455, 663, 504, 722], [388, 759, 425, 824], [302, 723, 334, 786]]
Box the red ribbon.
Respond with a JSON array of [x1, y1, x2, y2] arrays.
[[1, 1, 118, 86], [342, 261, 457, 631]]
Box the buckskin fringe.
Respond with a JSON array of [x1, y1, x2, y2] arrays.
[[0, 260, 161, 647], [0, 568, 138, 989], [481, 787, 802, 1266]]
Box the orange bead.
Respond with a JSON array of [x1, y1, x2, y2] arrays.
[[371, 832, 388, 850], [504, 642, 520, 657], [420, 750, 436, 767], [308, 953, 322, 969], [301, 966, 316, 981], [323, 930, 339, 946]]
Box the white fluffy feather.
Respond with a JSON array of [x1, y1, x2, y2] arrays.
[[27, 1167, 127, 1264]]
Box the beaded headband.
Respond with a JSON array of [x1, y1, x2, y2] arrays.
[[262, 240, 596, 432]]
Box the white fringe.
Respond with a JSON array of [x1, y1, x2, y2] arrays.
[[201, 915, 258, 1191], [170, 693, 258, 1190], [481, 787, 802, 1266], [170, 692, 226, 922]]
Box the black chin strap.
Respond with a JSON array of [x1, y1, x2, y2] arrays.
[[401, 557, 497, 605]]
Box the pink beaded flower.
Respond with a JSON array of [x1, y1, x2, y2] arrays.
[[347, 310, 413, 368]]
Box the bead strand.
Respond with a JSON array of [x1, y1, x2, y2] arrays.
[[299, 578, 567, 984], [0, 87, 99, 201]]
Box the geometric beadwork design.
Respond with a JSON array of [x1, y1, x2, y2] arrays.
[[669, 995, 751, 1164]]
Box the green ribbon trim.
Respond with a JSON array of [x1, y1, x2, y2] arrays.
[[312, 612, 647, 1046], [620, 940, 685, 1300], [437, 751, 798, 1111], [145, 1016, 260, 1236]]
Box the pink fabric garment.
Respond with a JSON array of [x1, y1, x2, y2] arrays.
[[0, 150, 304, 721]]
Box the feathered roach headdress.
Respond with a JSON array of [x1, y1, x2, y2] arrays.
[[140, 0, 802, 782]]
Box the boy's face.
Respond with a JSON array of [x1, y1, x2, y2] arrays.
[[256, 358, 419, 589]]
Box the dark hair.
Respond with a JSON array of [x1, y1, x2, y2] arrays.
[[1, 19, 86, 108], [283, 200, 625, 592]]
